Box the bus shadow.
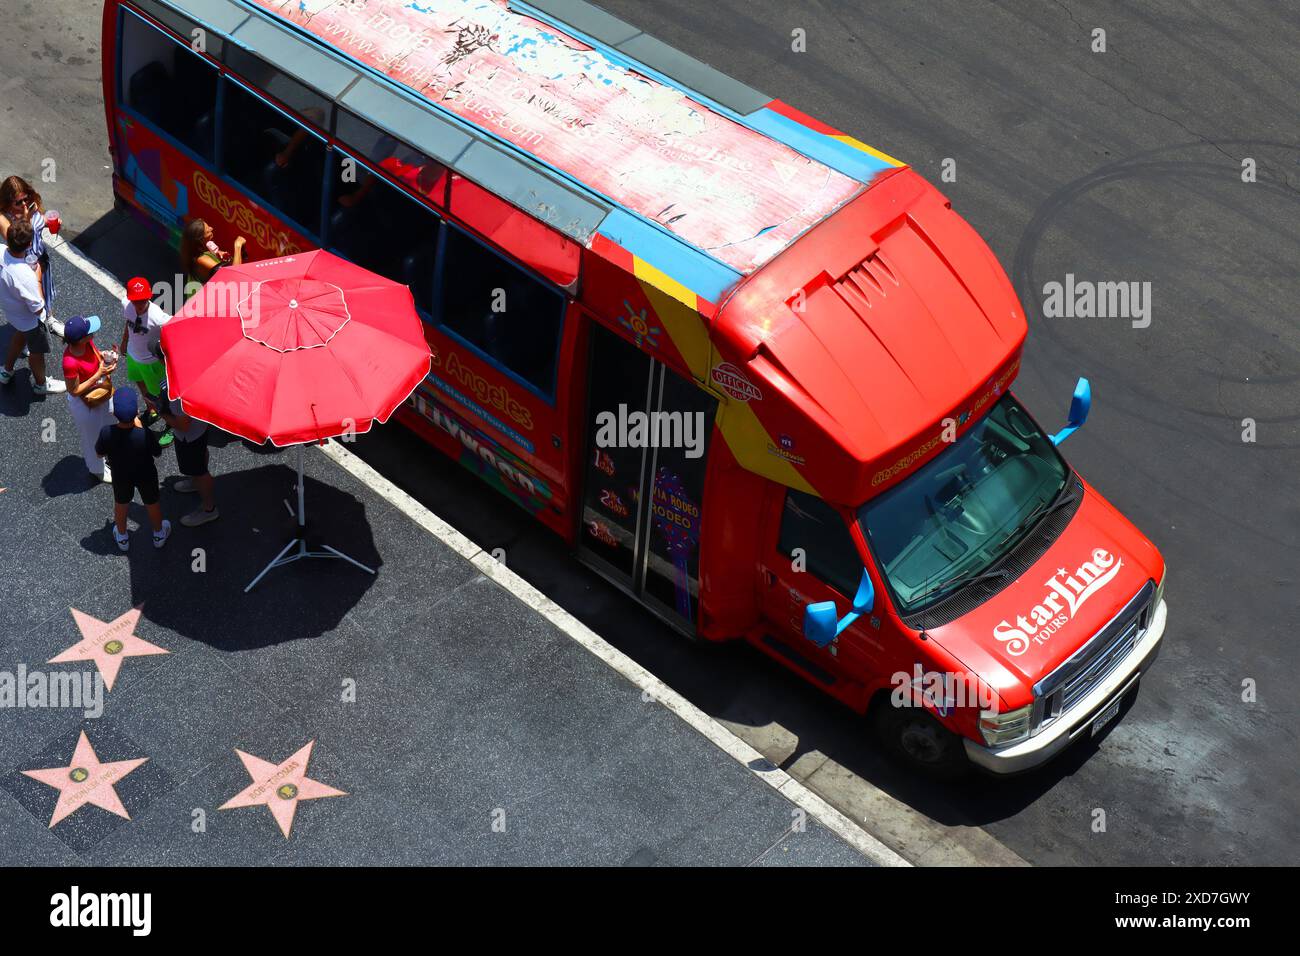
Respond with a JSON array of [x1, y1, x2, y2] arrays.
[[341, 422, 1110, 837]]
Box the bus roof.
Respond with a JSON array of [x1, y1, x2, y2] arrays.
[[152, 0, 905, 303]]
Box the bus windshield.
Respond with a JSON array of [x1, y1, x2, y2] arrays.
[[858, 395, 1070, 615]]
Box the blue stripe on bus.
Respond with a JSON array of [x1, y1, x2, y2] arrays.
[[596, 209, 742, 303], [746, 108, 898, 184]]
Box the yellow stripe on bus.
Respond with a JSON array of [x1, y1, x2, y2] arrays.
[[715, 398, 818, 496], [832, 135, 905, 168], [633, 257, 713, 383]]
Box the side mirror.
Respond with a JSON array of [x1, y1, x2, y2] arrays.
[[803, 602, 839, 648], [803, 569, 875, 648], [1051, 377, 1091, 445]]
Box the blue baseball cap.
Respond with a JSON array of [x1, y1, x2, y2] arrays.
[[111, 389, 138, 423], [63, 315, 100, 343]]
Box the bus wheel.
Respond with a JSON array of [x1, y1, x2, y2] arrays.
[[872, 704, 970, 779]]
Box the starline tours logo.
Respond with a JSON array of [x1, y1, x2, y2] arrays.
[[993, 548, 1124, 656]]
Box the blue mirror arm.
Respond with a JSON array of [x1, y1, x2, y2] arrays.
[[833, 569, 876, 635], [1051, 377, 1092, 445], [833, 608, 863, 636], [1050, 423, 1079, 445]]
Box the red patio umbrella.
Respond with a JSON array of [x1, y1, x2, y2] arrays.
[[160, 250, 432, 591]]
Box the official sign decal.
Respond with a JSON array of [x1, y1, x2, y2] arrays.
[[710, 362, 761, 402], [993, 548, 1124, 655]]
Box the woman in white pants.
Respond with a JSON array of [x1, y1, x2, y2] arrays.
[[61, 315, 117, 482]]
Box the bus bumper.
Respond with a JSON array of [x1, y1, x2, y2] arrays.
[[963, 599, 1167, 775]]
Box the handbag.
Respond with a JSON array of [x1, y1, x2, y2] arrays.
[[82, 346, 114, 407]]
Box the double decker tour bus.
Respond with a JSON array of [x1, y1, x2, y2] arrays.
[[103, 0, 1167, 774]]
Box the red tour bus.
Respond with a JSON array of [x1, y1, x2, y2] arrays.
[[103, 0, 1167, 774]]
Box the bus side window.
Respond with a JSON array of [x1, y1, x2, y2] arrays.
[[334, 108, 449, 209], [777, 490, 862, 597], [220, 77, 327, 238], [119, 9, 218, 161], [328, 151, 442, 316], [434, 225, 565, 400]]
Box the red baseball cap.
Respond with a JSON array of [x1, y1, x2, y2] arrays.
[[126, 277, 152, 302]]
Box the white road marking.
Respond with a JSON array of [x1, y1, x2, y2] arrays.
[[52, 235, 911, 867]]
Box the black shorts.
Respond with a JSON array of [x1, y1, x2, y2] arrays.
[[21, 321, 50, 355], [112, 470, 160, 506], [174, 432, 210, 477]]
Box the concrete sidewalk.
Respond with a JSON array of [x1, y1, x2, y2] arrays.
[[0, 237, 898, 866]]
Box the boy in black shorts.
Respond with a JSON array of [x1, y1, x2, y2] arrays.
[[95, 389, 172, 552], [158, 375, 219, 527]]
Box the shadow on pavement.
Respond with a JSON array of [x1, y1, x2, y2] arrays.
[[73, 462, 382, 651]]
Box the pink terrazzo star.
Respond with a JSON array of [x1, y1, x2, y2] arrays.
[[22, 731, 148, 827], [48, 607, 168, 691], [219, 741, 346, 838]]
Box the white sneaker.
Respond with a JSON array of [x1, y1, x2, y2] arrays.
[[0, 367, 12, 385], [33, 378, 67, 394], [113, 527, 130, 552], [47, 318, 65, 339], [152, 519, 172, 549]]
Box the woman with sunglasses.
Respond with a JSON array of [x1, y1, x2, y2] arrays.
[[0, 175, 58, 333]]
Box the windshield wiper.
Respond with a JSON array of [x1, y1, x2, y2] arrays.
[[1009, 482, 1076, 543], [919, 565, 1011, 604]]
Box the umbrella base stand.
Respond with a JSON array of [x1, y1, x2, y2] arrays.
[[244, 445, 376, 593]]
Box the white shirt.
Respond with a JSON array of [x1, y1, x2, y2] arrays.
[[122, 299, 170, 363], [0, 249, 45, 332]]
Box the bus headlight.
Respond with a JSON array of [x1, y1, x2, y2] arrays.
[[979, 704, 1033, 747]]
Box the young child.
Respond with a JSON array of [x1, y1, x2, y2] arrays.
[[120, 276, 173, 446], [95, 389, 172, 552]]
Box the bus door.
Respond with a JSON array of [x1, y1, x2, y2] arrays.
[[757, 489, 886, 699], [578, 323, 717, 635]]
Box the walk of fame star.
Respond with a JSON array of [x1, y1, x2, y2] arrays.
[[21, 731, 148, 827], [48, 607, 168, 691], [219, 741, 346, 838]]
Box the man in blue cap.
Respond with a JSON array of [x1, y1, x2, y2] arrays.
[[94, 389, 172, 552]]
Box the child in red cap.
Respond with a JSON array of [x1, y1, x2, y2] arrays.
[[120, 277, 173, 447]]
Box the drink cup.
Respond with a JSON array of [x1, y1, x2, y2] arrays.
[[45, 209, 62, 235]]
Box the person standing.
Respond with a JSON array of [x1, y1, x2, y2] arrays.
[[157, 374, 219, 527], [120, 277, 173, 446], [62, 315, 118, 484], [95, 390, 172, 552], [0, 219, 64, 393], [0, 175, 59, 333], [179, 219, 245, 294]]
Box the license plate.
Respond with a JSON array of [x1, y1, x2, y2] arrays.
[[1091, 696, 1123, 737]]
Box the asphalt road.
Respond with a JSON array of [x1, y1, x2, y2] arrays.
[[1, 0, 1296, 865]]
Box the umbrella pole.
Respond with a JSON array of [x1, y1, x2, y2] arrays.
[[244, 441, 377, 593], [296, 443, 306, 530]]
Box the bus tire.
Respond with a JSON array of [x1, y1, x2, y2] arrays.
[[872, 703, 970, 779]]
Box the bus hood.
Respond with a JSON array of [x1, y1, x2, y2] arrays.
[[921, 482, 1164, 710], [713, 167, 1026, 505]]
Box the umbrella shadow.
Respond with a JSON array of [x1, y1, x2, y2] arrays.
[[88, 462, 383, 651]]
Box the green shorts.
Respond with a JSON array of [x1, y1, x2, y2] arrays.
[[126, 354, 165, 396]]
